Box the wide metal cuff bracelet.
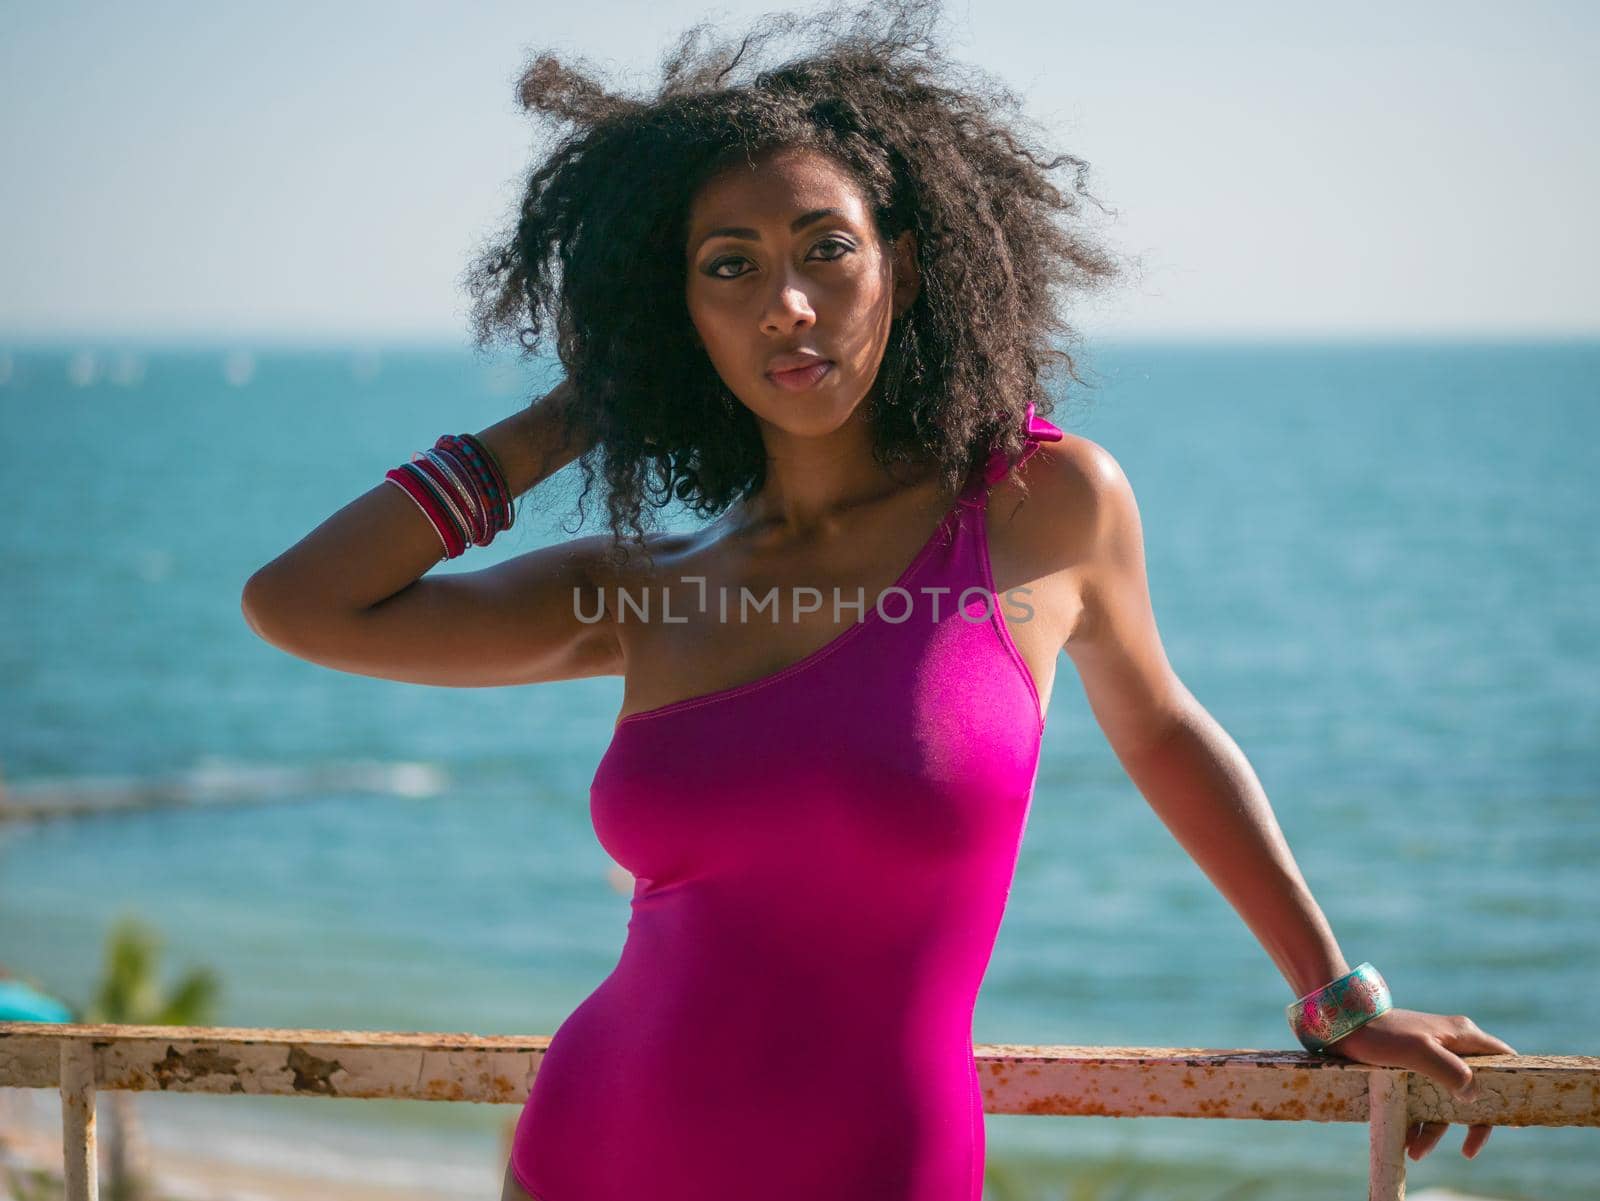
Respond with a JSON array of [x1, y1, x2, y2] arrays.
[[1285, 961, 1392, 1054]]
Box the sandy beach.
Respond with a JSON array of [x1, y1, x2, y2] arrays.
[[0, 1088, 498, 1201], [0, 1108, 1528, 1201]]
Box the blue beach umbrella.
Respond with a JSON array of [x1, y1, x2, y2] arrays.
[[0, 979, 75, 1023]]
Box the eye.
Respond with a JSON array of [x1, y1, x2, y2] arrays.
[[705, 236, 855, 280]]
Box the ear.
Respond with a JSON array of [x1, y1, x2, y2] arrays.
[[891, 229, 920, 319]]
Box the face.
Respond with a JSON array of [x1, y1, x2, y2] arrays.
[[683, 145, 919, 438]]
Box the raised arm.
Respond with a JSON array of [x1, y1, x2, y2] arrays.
[[240, 380, 623, 689], [1050, 435, 1515, 1164]]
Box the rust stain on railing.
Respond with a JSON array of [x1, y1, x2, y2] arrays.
[[974, 1044, 1599, 1127], [3, 1023, 1597, 1201]]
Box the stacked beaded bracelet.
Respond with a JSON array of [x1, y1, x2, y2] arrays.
[[1286, 962, 1393, 1054], [383, 433, 514, 559]]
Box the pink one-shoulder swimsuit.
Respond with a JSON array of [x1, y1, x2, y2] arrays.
[[511, 405, 1063, 1200]]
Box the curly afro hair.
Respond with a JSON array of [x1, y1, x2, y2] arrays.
[[462, 0, 1123, 562]]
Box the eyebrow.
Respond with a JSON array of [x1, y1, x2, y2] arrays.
[[693, 208, 848, 251]]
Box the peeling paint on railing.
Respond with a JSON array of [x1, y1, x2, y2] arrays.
[[3, 1023, 1596, 1201]]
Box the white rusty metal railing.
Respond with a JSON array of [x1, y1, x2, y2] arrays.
[[2, 1023, 1595, 1201]]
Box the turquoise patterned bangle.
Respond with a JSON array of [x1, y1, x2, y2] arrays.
[[1286, 962, 1392, 1054]]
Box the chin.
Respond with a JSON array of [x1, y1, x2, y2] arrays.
[[764, 401, 867, 436]]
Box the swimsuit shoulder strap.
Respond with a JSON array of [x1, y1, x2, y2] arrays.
[[959, 401, 1065, 507]]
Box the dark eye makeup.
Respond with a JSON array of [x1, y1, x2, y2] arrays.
[[702, 237, 854, 280]]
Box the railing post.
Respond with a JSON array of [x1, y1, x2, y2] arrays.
[[1368, 1068, 1409, 1201], [59, 1039, 98, 1201]]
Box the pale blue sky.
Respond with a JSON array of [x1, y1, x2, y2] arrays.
[[1, 0, 1595, 342]]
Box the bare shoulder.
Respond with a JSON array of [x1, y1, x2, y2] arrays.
[[586, 526, 702, 597], [982, 432, 1150, 650], [998, 431, 1129, 524], [1018, 434, 1189, 759], [989, 431, 1128, 567], [986, 430, 1197, 765]]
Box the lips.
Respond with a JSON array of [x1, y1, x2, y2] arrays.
[[765, 352, 832, 376], [765, 359, 835, 391]]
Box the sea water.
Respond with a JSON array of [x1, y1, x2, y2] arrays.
[[2, 337, 1596, 1200]]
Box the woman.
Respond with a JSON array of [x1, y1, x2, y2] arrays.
[[241, 2, 1516, 1197]]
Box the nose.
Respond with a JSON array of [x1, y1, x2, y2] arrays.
[[759, 266, 817, 334]]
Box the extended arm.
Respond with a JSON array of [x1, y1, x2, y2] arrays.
[[1115, 699, 1350, 999], [1039, 435, 1514, 1163]]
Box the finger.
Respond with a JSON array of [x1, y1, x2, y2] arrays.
[[1417, 1033, 1480, 1100], [1433, 1021, 1521, 1100], [1463, 1123, 1493, 1159], [1442, 1017, 1519, 1059], [1409, 1121, 1449, 1162]]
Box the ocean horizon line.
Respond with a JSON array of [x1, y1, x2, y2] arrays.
[[1, 328, 1597, 354]]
